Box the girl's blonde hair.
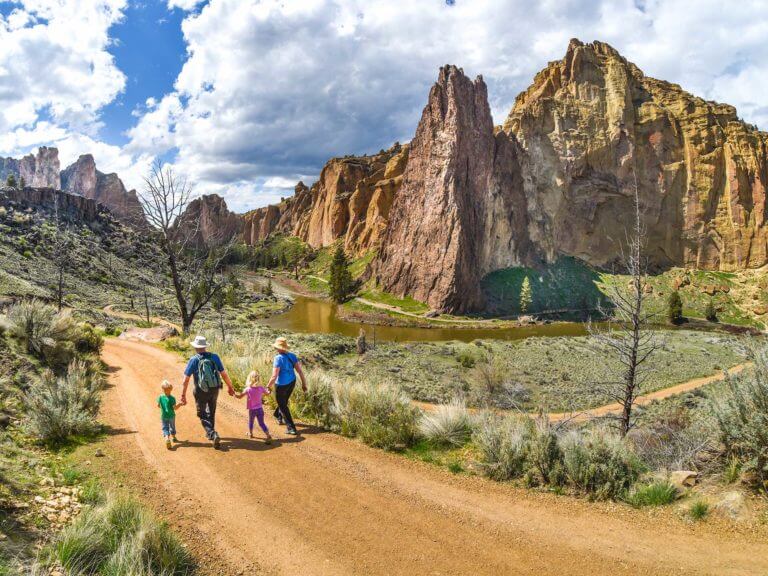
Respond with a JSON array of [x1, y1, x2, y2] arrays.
[[161, 380, 172, 390], [245, 370, 260, 387]]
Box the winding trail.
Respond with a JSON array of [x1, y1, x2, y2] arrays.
[[100, 338, 767, 576]]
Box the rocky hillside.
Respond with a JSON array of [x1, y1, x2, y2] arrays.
[[182, 39, 768, 313], [0, 148, 145, 227], [242, 143, 409, 255]]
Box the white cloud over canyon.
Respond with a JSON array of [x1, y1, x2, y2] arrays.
[[3, 0, 768, 211]]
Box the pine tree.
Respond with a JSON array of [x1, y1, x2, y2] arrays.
[[19, 176, 25, 189], [264, 278, 274, 297], [519, 276, 532, 313], [668, 290, 684, 324], [329, 245, 354, 303], [5, 173, 16, 188]]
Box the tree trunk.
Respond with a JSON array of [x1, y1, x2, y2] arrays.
[[219, 312, 226, 343], [143, 287, 151, 325], [57, 266, 64, 311]]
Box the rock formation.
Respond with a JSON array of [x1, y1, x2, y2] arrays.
[[374, 65, 532, 311], [0, 148, 145, 227], [503, 39, 768, 272], [0, 147, 60, 189], [175, 193, 243, 247], [61, 154, 145, 227], [61, 154, 97, 198], [240, 144, 408, 254]]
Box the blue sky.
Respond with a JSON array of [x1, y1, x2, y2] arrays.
[[100, 1, 187, 145], [1, 0, 767, 211]]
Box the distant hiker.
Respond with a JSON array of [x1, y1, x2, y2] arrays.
[[267, 337, 307, 435], [235, 370, 272, 443], [180, 335, 235, 449], [158, 380, 181, 450]]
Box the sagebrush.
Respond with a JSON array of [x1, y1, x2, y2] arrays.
[[24, 360, 104, 442]]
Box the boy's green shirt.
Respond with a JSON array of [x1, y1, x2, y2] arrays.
[[158, 394, 176, 420]]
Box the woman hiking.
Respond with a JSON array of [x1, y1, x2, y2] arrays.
[[267, 337, 307, 435]]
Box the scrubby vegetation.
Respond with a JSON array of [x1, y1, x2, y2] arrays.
[[0, 300, 192, 574], [41, 493, 195, 575], [712, 339, 768, 490], [24, 359, 105, 443]]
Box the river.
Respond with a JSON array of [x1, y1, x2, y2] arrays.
[[260, 291, 592, 343]]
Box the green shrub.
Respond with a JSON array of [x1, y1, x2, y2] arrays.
[[712, 340, 768, 489], [290, 372, 338, 430], [724, 457, 741, 484], [473, 414, 533, 481], [24, 360, 104, 442], [73, 323, 104, 355], [6, 300, 75, 364], [705, 299, 718, 322], [561, 428, 642, 500], [61, 467, 85, 486], [527, 419, 565, 486], [456, 350, 476, 368], [625, 481, 678, 507], [467, 356, 529, 409], [44, 494, 194, 575], [419, 398, 474, 447], [689, 500, 710, 521], [334, 380, 419, 450], [79, 478, 105, 506], [667, 291, 683, 324]]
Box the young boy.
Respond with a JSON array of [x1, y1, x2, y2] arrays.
[[158, 380, 181, 449]]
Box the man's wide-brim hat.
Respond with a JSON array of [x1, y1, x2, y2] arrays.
[[190, 335, 208, 349], [272, 337, 290, 351]]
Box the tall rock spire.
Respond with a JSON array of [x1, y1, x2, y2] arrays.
[[374, 65, 532, 312]]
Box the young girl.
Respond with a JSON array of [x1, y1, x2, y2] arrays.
[[236, 371, 272, 443]]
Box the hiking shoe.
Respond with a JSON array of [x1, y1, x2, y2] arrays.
[[165, 439, 172, 450], [212, 433, 221, 449], [171, 435, 178, 443], [285, 428, 298, 436], [275, 416, 285, 426], [264, 435, 273, 444], [247, 431, 253, 438]]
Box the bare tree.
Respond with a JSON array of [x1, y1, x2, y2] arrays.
[[588, 175, 663, 437], [138, 161, 232, 335]]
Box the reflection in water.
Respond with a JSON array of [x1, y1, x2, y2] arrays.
[[262, 294, 591, 343]]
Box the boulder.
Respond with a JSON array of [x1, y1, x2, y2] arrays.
[[668, 470, 698, 490], [714, 491, 747, 520], [119, 326, 178, 343]]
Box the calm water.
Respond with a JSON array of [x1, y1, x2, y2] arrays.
[[261, 293, 592, 343]]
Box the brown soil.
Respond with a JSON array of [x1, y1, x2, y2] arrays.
[[99, 339, 767, 576]]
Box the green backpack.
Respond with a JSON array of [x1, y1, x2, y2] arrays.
[[196, 353, 221, 392]]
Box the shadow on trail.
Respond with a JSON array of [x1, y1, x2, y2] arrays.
[[170, 434, 305, 452], [103, 425, 136, 437]]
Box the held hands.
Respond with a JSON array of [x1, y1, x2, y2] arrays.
[[227, 385, 235, 397]]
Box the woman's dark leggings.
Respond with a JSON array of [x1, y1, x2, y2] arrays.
[[273, 381, 296, 430]]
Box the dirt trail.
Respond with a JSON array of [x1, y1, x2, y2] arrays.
[[100, 338, 767, 576]]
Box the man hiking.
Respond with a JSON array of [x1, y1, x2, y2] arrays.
[[267, 336, 307, 435], [180, 335, 235, 448]]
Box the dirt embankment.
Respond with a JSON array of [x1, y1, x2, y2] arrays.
[[97, 338, 768, 576]]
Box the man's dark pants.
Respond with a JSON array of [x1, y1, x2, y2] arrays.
[[273, 381, 296, 431], [193, 386, 220, 439]]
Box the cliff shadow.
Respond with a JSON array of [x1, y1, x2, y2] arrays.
[[480, 256, 612, 320]]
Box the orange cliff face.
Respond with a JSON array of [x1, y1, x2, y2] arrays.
[[240, 143, 408, 255], [504, 38, 768, 273]]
